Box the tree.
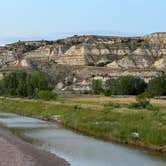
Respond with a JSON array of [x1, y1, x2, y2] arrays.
[[118, 76, 147, 95], [147, 75, 166, 97], [0, 79, 5, 95], [104, 79, 119, 96], [16, 71, 28, 97], [2, 71, 28, 97], [104, 76, 147, 96], [27, 71, 50, 97], [136, 92, 152, 108], [92, 79, 103, 95], [0, 70, 51, 98]]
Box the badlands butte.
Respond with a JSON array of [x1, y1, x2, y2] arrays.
[[0, 32, 166, 93]]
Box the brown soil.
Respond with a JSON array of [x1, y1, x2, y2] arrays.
[[0, 129, 70, 166]]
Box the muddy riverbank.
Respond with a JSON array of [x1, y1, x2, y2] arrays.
[[0, 129, 70, 166]]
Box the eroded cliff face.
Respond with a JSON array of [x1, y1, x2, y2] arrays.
[[10, 33, 165, 70], [0, 40, 51, 69], [0, 32, 166, 92]]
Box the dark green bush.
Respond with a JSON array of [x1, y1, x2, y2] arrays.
[[128, 102, 142, 109], [135, 92, 152, 108], [0, 70, 51, 98], [147, 75, 166, 97], [74, 105, 82, 110], [104, 79, 119, 95], [104, 102, 121, 108], [87, 63, 95, 66], [128, 92, 152, 109], [2, 71, 28, 96], [22, 45, 39, 53], [118, 76, 147, 95], [91, 79, 103, 95], [104, 89, 111, 96], [27, 71, 50, 97], [104, 76, 147, 96], [37, 90, 57, 100]]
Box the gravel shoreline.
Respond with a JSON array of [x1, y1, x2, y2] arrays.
[[0, 129, 70, 166]]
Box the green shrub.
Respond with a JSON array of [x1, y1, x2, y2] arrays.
[[128, 102, 142, 109], [37, 90, 57, 100], [91, 79, 103, 95], [128, 92, 152, 109], [0, 71, 51, 98], [135, 92, 152, 108], [118, 76, 147, 95], [27, 71, 50, 97], [104, 76, 147, 96], [104, 89, 111, 96], [104, 79, 119, 96], [87, 63, 95, 66], [104, 102, 121, 108], [74, 105, 82, 111], [2, 70, 28, 96], [22, 45, 39, 53], [147, 75, 166, 97]]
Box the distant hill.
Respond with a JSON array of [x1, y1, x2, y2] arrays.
[[0, 32, 166, 93]]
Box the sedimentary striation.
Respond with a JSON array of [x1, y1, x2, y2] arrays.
[[0, 32, 166, 92]]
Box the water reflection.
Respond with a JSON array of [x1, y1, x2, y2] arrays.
[[0, 112, 165, 166]]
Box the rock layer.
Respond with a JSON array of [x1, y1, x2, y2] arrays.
[[0, 32, 166, 92], [1, 33, 166, 69]]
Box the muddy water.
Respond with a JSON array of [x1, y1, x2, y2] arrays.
[[0, 112, 165, 166]]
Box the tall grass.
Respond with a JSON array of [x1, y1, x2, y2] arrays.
[[0, 97, 165, 147]]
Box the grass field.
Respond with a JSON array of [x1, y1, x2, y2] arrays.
[[0, 96, 165, 153]]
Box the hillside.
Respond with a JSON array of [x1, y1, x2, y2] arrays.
[[0, 32, 166, 93]]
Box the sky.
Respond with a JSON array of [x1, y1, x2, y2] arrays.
[[0, 0, 166, 45]]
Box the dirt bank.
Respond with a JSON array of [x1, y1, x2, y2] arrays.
[[0, 129, 70, 166]]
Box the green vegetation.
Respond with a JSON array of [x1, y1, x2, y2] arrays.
[[0, 97, 165, 150], [135, 92, 152, 108], [22, 45, 39, 53], [93, 75, 166, 97], [147, 75, 166, 97], [37, 90, 57, 100], [127, 92, 153, 109], [0, 71, 56, 99], [26, 71, 50, 97], [104, 78, 119, 96], [91, 79, 103, 95], [0, 70, 28, 96], [116, 76, 147, 95], [0, 71, 166, 152], [98, 76, 147, 96]]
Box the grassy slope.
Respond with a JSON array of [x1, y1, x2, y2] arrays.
[[0, 96, 165, 152]]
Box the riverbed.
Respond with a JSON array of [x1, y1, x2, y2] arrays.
[[0, 112, 165, 166]]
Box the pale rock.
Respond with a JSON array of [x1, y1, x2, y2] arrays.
[[107, 61, 120, 69], [154, 56, 166, 70], [20, 59, 29, 67], [56, 82, 65, 90]]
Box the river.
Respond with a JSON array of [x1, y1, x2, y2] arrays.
[[0, 112, 165, 166]]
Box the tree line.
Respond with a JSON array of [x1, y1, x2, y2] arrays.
[[0, 70, 57, 100], [92, 75, 166, 97], [0, 71, 165, 100]]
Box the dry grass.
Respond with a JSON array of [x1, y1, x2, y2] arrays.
[[69, 95, 166, 106]]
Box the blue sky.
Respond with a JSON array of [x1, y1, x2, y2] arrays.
[[0, 0, 166, 45]]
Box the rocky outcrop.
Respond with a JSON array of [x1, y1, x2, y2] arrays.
[[0, 40, 52, 69], [12, 33, 166, 71], [1, 33, 166, 70], [0, 32, 166, 92]]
